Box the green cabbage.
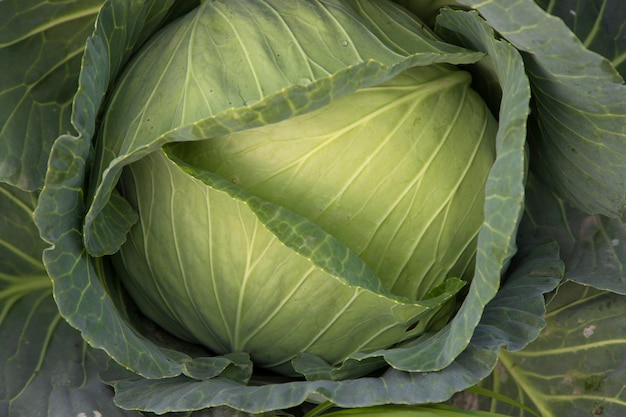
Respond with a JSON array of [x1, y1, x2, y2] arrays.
[[108, 0, 495, 375]]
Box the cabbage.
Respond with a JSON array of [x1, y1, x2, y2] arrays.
[[38, 0, 539, 407], [111, 51, 496, 372]]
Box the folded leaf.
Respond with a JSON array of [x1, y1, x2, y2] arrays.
[[83, 0, 485, 257], [458, 0, 626, 217], [0, 183, 140, 416]]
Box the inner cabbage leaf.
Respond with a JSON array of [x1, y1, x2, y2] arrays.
[[114, 149, 465, 375], [171, 65, 496, 300]]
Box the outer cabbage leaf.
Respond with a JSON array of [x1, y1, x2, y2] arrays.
[[519, 174, 626, 294], [0, 183, 140, 417], [0, 0, 102, 190], [534, 0, 626, 78], [319, 404, 515, 417], [478, 282, 626, 417], [456, 0, 626, 217]]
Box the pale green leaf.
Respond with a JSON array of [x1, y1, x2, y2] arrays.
[[171, 64, 495, 301], [115, 149, 462, 375], [83, 0, 485, 256]]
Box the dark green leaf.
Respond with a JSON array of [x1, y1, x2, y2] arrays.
[[479, 282, 626, 417], [469, 242, 563, 353], [534, 0, 626, 77], [520, 174, 626, 294], [457, 0, 626, 217], [392, 0, 467, 27], [0, 184, 44, 274], [0, 294, 141, 417], [0, 182, 140, 416], [102, 346, 496, 414], [320, 404, 515, 416], [0, 0, 102, 190]]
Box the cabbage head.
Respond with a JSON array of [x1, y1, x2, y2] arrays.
[[102, 0, 497, 377]]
